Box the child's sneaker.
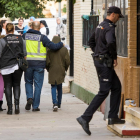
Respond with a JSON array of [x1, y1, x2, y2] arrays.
[[58, 104, 61, 109], [53, 104, 58, 111]]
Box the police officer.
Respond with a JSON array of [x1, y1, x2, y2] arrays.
[[77, 6, 125, 135], [0, 23, 27, 114]]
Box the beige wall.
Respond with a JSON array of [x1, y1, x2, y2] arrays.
[[73, 0, 99, 95], [67, 0, 107, 95], [66, 0, 69, 45]]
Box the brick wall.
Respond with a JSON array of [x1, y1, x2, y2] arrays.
[[115, 0, 140, 106], [66, 0, 69, 45], [127, 0, 140, 106], [73, 0, 99, 95], [68, 0, 139, 106]]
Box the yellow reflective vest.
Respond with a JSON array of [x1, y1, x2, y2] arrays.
[[25, 33, 46, 61]]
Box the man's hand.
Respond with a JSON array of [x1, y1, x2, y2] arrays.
[[113, 59, 118, 67]]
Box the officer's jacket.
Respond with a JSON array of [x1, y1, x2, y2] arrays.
[[0, 34, 25, 69], [22, 29, 63, 68], [88, 18, 117, 60]]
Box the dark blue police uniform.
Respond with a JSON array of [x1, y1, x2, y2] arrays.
[[81, 18, 121, 123]]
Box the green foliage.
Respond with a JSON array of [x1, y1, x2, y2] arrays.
[[0, 0, 78, 20], [0, 0, 47, 20], [98, 9, 101, 16], [62, 4, 66, 13]]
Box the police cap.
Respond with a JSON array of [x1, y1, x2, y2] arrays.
[[107, 6, 124, 18]]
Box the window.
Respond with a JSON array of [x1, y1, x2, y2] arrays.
[[92, 0, 128, 56], [82, 16, 99, 47], [106, 0, 128, 57]]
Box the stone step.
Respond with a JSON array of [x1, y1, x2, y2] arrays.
[[124, 106, 140, 128], [64, 76, 74, 85], [62, 84, 70, 93], [62, 76, 74, 94], [107, 121, 140, 137]]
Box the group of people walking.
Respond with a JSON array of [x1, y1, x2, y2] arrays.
[[0, 17, 69, 115]]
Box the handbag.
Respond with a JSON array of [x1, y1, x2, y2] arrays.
[[7, 43, 28, 72]]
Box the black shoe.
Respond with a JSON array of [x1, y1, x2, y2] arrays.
[[15, 105, 20, 114], [32, 108, 40, 111], [0, 101, 4, 111], [7, 105, 13, 115], [53, 104, 58, 112], [58, 104, 61, 109], [108, 118, 125, 125], [76, 117, 91, 135], [25, 98, 33, 110]]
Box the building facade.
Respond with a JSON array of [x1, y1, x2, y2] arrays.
[[67, 0, 139, 112]]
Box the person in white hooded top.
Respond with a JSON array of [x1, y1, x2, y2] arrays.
[[56, 17, 67, 44]]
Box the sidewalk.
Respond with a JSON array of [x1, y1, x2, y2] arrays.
[[0, 72, 137, 140]]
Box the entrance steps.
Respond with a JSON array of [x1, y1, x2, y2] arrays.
[[62, 76, 74, 93], [107, 106, 140, 137]]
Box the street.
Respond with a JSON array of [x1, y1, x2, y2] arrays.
[[0, 72, 137, 140]]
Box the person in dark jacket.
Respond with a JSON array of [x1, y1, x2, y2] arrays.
[[22, 21, 64, 112], [46, 36, 70, 111], [77, 6, 125, 135], [0, 23, 27, 115]]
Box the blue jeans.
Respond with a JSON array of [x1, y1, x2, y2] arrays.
[[51, 83, 62, 105], [25, 67, 44, 109]]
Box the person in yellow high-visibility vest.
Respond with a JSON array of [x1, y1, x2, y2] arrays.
[[22, 21, 64, 111]]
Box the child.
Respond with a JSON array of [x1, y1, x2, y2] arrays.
[[46, 36, 70, 111]]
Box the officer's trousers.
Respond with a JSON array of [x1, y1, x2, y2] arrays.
[[82, 60, 121, 123]]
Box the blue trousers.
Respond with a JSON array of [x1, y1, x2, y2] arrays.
[[25, 67, 44, 109], [51, 83, 62, 105]]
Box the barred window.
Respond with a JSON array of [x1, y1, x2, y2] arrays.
[[82, 16, 99, 47], [90, 0, 128, 56]]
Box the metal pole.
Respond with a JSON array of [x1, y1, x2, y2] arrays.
[[123, 0, 125, 15], [103, 0, 107, 19], [90, 0, 93, 15], [69, 0, 74, 76], [58, 2, 61, 17]]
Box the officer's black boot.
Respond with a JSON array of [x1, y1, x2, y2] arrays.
[[13, 86, 20, 114], [76, 116, 91, 135], [108, 118, 125, 125], [0, 101, 3, 111]]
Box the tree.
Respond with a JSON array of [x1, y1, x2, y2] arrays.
[[62, 4, 66, 13], [0, 0, 77, 20], [0, 0, 48, 20]]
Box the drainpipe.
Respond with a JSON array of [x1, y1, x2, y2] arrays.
[[90, 0, 94, 15], [69, 0, 74, 76], [58, 2, 61, 17], [103, 0, 107, 19]]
